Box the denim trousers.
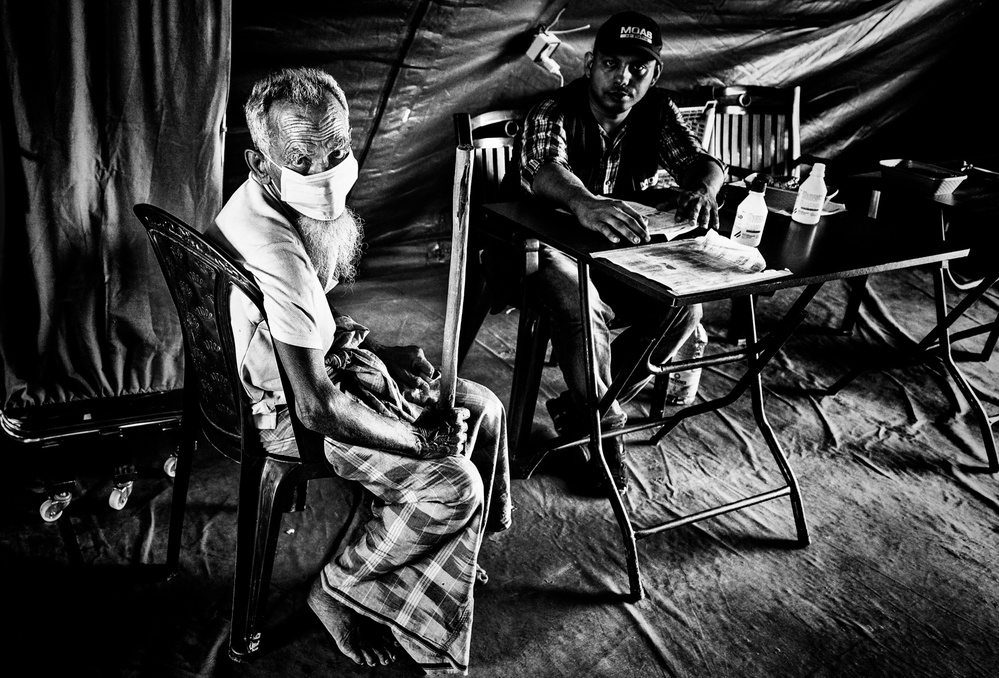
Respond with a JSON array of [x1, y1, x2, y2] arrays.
[[536, 245, 702, 428]]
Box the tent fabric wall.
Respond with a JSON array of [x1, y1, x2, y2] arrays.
[[225, 0, 991, 248], [0, 0, 992, 412], [0, 1, 231, 410]]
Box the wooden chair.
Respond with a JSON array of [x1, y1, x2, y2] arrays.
[[133, 204, 351, 662], [653, 98, 717, 193], [453, 109, 528, 366], [704, 85, 802, 180], [452, 110, 552, 461], [677, 99, 717, 148]]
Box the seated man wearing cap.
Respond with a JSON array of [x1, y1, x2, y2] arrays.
[[519, 11, 725, 495], [210, 67, 512, 674]]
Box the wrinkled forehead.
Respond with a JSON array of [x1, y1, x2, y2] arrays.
[[267, 99, 351, 158]]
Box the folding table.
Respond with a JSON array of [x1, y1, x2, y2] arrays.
[[483, 192, 970, 600], [826, 163, 999, 472]]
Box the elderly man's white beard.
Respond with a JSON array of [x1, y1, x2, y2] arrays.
[[293, 208, 364, 287]]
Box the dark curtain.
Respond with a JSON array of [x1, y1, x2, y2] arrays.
[[226, 0, 991, 246], [1, 0, 231, 410], [0, 0, 990, 411]]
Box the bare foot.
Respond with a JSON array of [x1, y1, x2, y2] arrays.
[[308, 576, 399, 666]]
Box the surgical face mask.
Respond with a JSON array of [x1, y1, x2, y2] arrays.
[[262, 151, 358, 221]]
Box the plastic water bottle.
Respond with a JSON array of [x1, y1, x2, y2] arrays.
[[731, 178, 769, 248], [791, 163, 828, 225], [665, 323, 709, 405]]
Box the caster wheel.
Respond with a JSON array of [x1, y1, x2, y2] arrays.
[[109, 488, 128, 510], [109, 481, 133, 511], [163, 455, 178, 478], [40, 494, 72, 522]]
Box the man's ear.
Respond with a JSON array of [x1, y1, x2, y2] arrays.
[[245, 148, 271, 184], [651, 62, 662, 86], [583, 51, 594, 78]]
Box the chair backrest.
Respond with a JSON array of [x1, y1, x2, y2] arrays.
[[450, 109, 531, 353], [676, 100, 717, 148], [454, 109, 524, 206], [649, 99, 717, 189], [133, 203, 324, 465], [703, 85, 802, 179]]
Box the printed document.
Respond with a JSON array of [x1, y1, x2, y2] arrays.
[[592, 229, 792, 296], [622, 201, 701, 240], [556, 202, 699, 240]]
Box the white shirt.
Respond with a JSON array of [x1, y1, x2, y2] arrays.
[[212, 177, 337, 428]]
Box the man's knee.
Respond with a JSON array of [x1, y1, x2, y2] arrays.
[[438, 455, 484, 523], [474, 386, 505, 436], [457, 380, 506, 438], [537, 248, 588, 320]]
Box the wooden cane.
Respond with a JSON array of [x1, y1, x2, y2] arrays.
[[440, 143, 473, 409]]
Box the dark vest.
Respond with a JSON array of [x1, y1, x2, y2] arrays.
[[554, 78, 671, 195]]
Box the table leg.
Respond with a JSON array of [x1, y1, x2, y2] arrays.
[[578, 259, 645, 602], [815, 258, 996, 397], [597, 312, 682, 419], [635, 284, 819, 544], [836, 276, 869, 336], [816, 258, 999, 472], [648, 284, 821, 445], [742, 295, 810, 545], [921, 267, 999, 473]]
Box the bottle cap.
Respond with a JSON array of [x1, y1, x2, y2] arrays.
[[749, 178, 767, 193], [811, 162, 826, 177]]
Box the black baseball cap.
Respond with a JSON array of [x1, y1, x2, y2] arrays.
[[594, 11, 663, 63]]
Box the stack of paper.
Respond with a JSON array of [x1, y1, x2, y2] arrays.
[[622, 201, 701, 240], [555, 201, 700, 240], [592, 229, 792, 295]]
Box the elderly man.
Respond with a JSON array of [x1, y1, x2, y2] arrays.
[[209, 67, 512, 674], [520, 11, 725, 495]]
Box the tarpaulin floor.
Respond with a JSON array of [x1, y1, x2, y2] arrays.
[[3, 245, 999, 677]]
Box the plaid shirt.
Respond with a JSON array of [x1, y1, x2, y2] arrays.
[[520, 78, 720, 195]]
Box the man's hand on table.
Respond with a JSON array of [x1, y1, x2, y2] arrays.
[[675, 186, 721, 231], [570, 194, 651, 245]]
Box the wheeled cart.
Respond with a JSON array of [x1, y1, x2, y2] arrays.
[[2, 391, 184, 522]]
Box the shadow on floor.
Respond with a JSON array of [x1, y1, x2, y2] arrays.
[[3, 251, 999, 677]]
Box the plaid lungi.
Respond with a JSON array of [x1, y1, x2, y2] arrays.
[[260, 378, 512, 674]]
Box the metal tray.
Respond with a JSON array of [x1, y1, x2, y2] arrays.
[[879, 159, 967, 195]]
